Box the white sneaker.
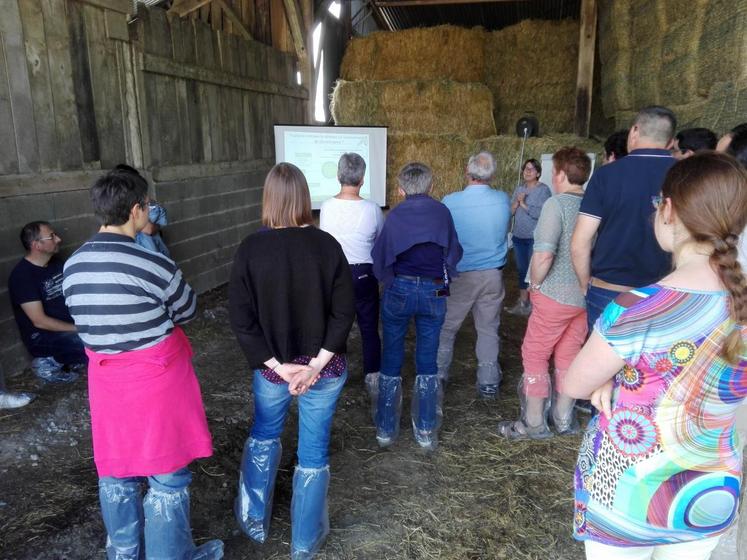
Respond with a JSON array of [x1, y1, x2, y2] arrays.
[[0, 391, 36, 409]]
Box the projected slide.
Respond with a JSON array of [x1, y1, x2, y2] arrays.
[[275, 125, 388, 209], [285, 130, 371, 202]]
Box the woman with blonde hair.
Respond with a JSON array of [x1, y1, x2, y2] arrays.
[[229, 162, 355, 559], [565, 152, 747, 559]]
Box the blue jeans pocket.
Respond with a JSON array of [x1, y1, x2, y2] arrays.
[[384, 290, 408, 315], [429, 294, 447, 317]]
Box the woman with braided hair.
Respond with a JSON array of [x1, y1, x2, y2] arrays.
[[564, 152, 747, 560]]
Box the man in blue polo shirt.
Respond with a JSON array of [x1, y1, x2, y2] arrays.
[[571, 106, 677, 332], [437, 152, 512, 398]]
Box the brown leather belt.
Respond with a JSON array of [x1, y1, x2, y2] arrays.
[[590, 277, 633, 292]]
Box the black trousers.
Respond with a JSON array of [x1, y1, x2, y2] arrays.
[[350, 263, 381, 375]]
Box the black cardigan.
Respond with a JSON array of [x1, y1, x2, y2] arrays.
[[229, 226, 355, 369]]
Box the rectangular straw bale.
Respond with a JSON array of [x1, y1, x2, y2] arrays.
[[696, 0, 747, 97], [628, 0, 666, 108], [386, 132, 603, 206], [598, 0, 633, 115], [659, 2, 704, 106], [598, 0, 745, 131], [340, 25, 486, 82], [330, 79, 497, 138], [484, 19, 579, 134]]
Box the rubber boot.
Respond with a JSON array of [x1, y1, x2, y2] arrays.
[[364, 372, 380, 423], [436, 346, 453, 388], [375, 375, 402, 447], [235, 437, 282, 543], [411, 374, 442, 451], [99, 477, 143, 560], [476, 361, 501, 400], [290, 466, 331, 560]]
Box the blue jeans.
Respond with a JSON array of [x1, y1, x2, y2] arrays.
[[236, 371, 346, 555], [379, 276, 447, 436], [512, 237, 534, 290], [27, 330, 87, 365], [251, 369, 347, 468], [98, 467, 223, 559], [585, 284, 622, 334]]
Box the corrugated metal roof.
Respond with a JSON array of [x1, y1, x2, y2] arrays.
[[370, 0, 580, 31]]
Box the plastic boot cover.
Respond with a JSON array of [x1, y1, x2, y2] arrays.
[[375, 375, 402, 447], [235, 437, 282, 543], [436, 347, 453, 388], [291, 466, 331, 560], [411, 375, 443, 450], [99, 478, 143, 560], [476, 362, 501, 399], [518, 374, 551, 433], [364, 372, 379, 423], [550, 391, 579, 435], [191, 540, 225, 560], [31, 356, 78, 383], [143, 486, 194, 559]]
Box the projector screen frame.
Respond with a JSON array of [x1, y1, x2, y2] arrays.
[[274, 124, 388, 210]]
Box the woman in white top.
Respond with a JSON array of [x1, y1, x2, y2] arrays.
[[320, 153, 385, 389]]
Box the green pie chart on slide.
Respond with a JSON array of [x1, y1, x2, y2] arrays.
[[321, 161, 337, 179]]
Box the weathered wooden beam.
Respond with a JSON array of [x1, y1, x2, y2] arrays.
[[151, 158, 273, 181], [375, 0, 528, 6], [216, 0, 253, 40], [169, 0, 214, 18], [282, 0, 308, 69], [573, 0, 597, 137], [142, 53, 308, 98]]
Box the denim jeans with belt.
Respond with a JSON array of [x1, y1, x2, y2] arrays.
[[98, 467, 223, 559], [236, 370, 347, 558], [378, 276, 447, 442]]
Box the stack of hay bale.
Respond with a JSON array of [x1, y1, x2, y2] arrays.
[[331, 22, 602, 203], [598, 0, 746, 132]]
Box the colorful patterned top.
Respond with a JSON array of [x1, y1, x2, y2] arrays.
[[259, 354, 347, 384], [574, 284, 747, 547]]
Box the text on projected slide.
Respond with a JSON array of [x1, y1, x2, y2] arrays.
[[284, 131, 372, 202]]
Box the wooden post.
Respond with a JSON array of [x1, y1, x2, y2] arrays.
[[281, 0, 310, 119], [574, 0, 597, 137]]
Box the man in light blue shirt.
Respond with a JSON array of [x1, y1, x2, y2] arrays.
[[438, 152, 511, 398]]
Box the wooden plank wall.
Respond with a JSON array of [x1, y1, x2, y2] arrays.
[[0, 1, 308, 377]]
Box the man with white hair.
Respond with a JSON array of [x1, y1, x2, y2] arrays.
[[437, 152, 511, 398]]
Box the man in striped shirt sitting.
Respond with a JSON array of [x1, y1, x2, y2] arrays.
[[62, 167, 223, 559]]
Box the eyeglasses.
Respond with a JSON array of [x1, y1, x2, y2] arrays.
[[651, 195, 663, 210], [36, 232, 59, 242]]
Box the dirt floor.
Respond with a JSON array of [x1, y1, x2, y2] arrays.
[[0, 277, 587, 560]]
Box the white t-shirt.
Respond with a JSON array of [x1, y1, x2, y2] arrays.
[[319, 197, 384, 265]]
